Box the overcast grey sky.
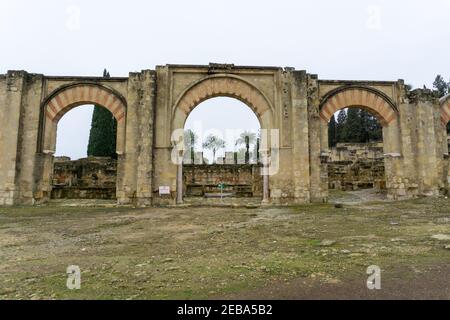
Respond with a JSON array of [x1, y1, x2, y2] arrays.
[[1, 0, 450, 159]]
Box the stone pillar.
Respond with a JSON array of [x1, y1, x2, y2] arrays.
[[290, 70, 311, 203], [384, 153, 405, 199], [0, 72, 45, 205], [307, 74, 326, 202], [396, 82, 418, 198], [33, 152, 55, 203], [262, 150, 270, 204], [119, 70, 156, 206], [0, 71, 26, 205], [382, 118, 405, 199], [408, 89, 441, 196], [15, 74, 45, 205]]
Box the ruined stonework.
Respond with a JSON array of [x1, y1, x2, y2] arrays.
[[52, 157, 117, 199], [329, 143, 384, 162], [328, 143, 386, 191], [1, 64, 450, 206], [183, 164, 263, 197], [328, 159, 385, 191]]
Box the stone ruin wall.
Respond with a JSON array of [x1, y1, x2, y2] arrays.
[[327, 143, 386, 191], [183, 164, 263, 198], [51, 157, 263, 200], [2, 65, 450, 206], [329, 142, 384, 162], [52, 157, 117, 200]]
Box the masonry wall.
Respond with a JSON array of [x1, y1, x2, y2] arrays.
[[183, 164, 263, 197], [118, 70, 156, 206], [328, 159, 385, 191], [329, 143, 384, 162], [1, 66, 450, 206], [0, 72, 44, 205], [51, 157, 117, 199], [327, 143, 386, 191], [0, 72, 21, 205]]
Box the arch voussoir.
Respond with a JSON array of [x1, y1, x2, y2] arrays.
[[172, 75, 274, 130], [43, 84, 127, 123], [319, 87, 398, 126], [440, 95, 450, 125]]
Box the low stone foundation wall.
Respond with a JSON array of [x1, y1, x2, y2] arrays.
[[51, 157, 117, 200], [329, 142, 384, 162], [328, 158, 386, 191], [327, 143, 386, 191], [183, 164, 263, 197]]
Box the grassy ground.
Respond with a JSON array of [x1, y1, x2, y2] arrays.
[[0, 192, 449, 300]]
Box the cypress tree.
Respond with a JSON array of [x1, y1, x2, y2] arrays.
[[334, 108, 382, 144], [245, 135, 250, 164], [358, 109, 371, 142], [344, 108, 362, 143], [328, 114, 337, 147], [87, 69, 117, 158], [336, 109, 348, 143], [366, 111, 382, 142], [255, 138, 260, 164]]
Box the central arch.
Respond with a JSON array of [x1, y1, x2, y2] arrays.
[[171, 75, 274, 204], [172, 74, 274, 131]]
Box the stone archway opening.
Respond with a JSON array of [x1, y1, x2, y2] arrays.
[[181, 97, 263, 205], [169, 74, 275, 206], [320, 87, 400, 202], [51, 104, 118, 201], [327, 107, 386, 198], [35, 83, 127, 204]]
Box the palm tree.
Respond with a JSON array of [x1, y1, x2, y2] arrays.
[[202, 135, 226, 164], [184, 129, 198, 163], [235, 131, 256, 164]]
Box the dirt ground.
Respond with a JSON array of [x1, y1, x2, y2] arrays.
[[0, 190, 449, 300]]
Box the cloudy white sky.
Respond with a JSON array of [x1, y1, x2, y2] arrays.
[[1, 0, 450, 159]]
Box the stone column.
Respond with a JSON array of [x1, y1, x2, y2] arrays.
[[0, 71, 26, 205], [290, 70, 311, 203], [307, 75, 326, 202], [384, 153, 404, 200], [408, 89, 441, 196], [119, 70, 156, 206], [177, 150, 184, 204], [396, 83, 418, 198]]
